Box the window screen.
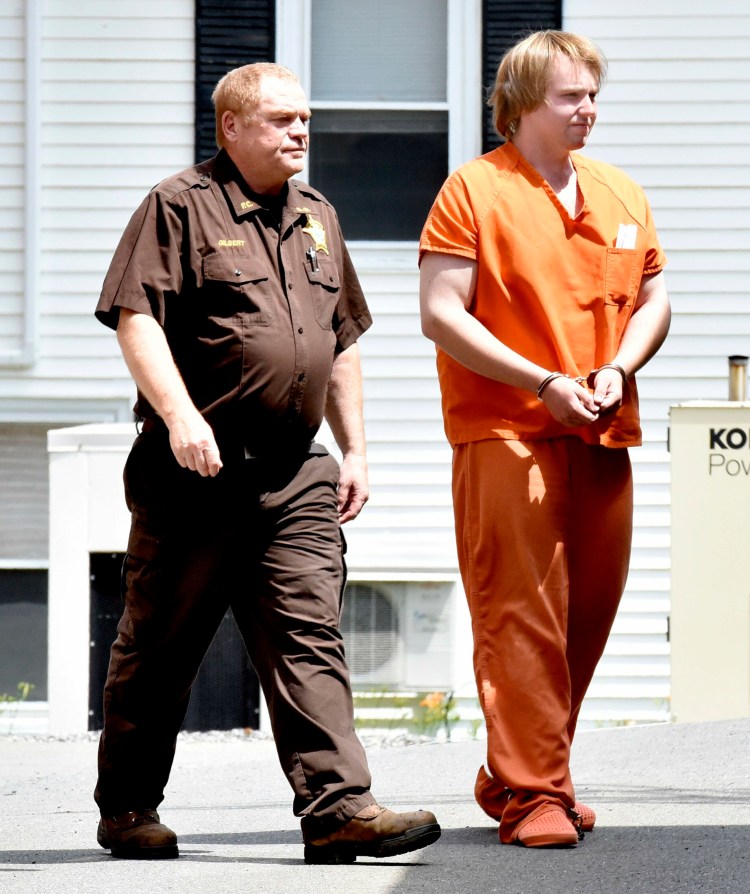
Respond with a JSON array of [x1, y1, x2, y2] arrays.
[[311, 0, 447, 102]]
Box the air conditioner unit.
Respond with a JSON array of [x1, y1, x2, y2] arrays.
[[340, 581, 455, 690]]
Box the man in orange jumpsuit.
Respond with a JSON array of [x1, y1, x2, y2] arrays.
[[419, 31, 671, 847]]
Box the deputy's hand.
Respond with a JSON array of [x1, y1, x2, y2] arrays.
[[166, 411, 223, 477], [540, 376, 600, 427], [337, 453, 369, 523]]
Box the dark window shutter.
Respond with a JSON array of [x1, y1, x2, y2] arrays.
[[194, 0, 275, 162], [482, 1, 562, 153]]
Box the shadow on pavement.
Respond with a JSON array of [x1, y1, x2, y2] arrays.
[[3, 821, 748, 888], [395, 823, 750, 894]]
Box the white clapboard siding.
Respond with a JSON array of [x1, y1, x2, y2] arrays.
[[0, 4, 25, 353], [563, 0, 750, 721], [0, 0, 194, 416], [345, 246, 457, 571], [38, 0, 193, 403]]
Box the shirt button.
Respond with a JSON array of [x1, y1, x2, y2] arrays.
[[235, 269, 242, 276], [298, 373, 305, 381], [298, 327, 304, 334], [200, 175, 208, 181]]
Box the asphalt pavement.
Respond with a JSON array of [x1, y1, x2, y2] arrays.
[[1, 717, 748, 894]]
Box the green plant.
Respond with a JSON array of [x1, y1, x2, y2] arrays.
[[0, 681, 35, 715], [352, 687, 416, 734], [467, 717, 484, 740], [414, 691, 460, 740]]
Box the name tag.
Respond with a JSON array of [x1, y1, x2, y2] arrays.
[[615, 224, 637, 249]]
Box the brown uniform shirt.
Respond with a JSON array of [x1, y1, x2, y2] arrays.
[[96, 150, 372, 458]]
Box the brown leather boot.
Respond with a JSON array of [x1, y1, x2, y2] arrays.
[[97, 809, 178, 859], [303, 804, 441, 864]]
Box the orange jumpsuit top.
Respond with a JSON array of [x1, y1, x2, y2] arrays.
[[419, 141, 667, 448]]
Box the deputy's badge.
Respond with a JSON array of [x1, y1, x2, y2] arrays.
[[302, 215, 329, 254]]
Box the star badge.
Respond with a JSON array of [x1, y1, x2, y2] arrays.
[[302, 215, 329, 254]]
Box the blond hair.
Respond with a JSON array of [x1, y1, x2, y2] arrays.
[[212, 62, 300, 148], [489, 30, 607, 139]]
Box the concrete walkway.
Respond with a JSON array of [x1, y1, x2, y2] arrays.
[[1, 717, 748, 893]]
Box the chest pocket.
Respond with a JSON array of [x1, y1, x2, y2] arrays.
[[604, 248, 639, 307], [201, 254, 274, 325], [305, 257, 340, 330]]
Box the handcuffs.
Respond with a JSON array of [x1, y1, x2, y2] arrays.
[[537, 363, 628, 400]]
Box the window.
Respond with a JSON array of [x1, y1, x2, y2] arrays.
[[197, 2, 565, 235], [307, 0, 447, 240], [309, 109, 448, 241], [0, 570, 47, 701], [277, 0, 481, 241], [0, 423, 69, 703]]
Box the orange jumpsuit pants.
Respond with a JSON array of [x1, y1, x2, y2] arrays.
[[452, 437, 633, 842]]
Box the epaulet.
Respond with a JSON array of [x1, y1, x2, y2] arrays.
[[289, 179, 334, 210], [149, 159, 215, 201]]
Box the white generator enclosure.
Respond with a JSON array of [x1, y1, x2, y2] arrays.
[[47, 424, 473, 736], [670, 402, 750, 722]]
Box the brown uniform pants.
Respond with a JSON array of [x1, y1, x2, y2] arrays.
[[452, 437, 632, 842], [94, 430, 374, 836]]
